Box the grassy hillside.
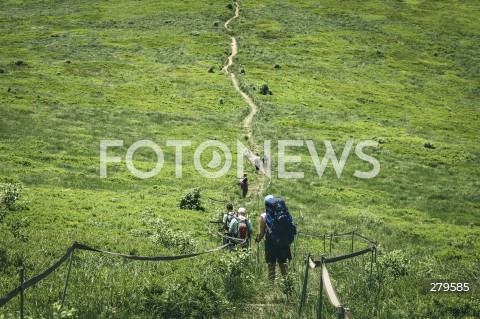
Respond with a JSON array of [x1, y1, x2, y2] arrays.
[[1, 0, 479, 318]]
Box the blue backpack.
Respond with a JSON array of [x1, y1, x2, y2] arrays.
[[265, 197, 296, 247]]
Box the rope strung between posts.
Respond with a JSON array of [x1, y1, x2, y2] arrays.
[[299, 231, 359, 240], [207, 220, 250, 246], [0, 241, 230, 308], [298, 232, 377, 318], [207, 220, 223, 237], [0, 245, 75, 307], [309, 246, 375, 266], [217, 231, 247, 245], [75, 242, 230, 261], [206, 196, 228, 204]]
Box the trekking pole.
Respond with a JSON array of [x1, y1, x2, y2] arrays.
[[256, 240, 260, 263], [298, 253, 311, 317], [292, 233, 298, 266]]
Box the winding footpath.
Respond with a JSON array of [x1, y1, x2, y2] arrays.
[[222, 1, 266, 200], [222, 1, 258, 146]]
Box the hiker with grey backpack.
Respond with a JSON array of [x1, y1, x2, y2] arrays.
[[222, 203, 236, 245], [256, 195, 297, 281], [229, 207, 253, 248]]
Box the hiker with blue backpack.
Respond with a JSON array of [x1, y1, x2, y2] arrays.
[[255, 195, 297, 281], [229, 207, 253, 248]]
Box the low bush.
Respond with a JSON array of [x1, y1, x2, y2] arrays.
[[179, 188, 205, 211]]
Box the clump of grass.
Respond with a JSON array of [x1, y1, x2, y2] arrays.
[[142, 275, 227, 319], [150, 218, 197, 254]]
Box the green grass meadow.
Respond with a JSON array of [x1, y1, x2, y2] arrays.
[[1, 0, 479, 318]]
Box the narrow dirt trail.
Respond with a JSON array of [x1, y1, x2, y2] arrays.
[[222, 1, 266, 201], [222, 1, 258, 148]]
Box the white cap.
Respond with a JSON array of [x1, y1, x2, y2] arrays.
[[238, 207, 246, 215]]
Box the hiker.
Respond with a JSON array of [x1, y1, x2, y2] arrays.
[[222, 203, 236, 245], [229, 207, 253, 248], [238, 173, 248, 198], [262, 155, 269, 172], [256, 195, 296, 281], [253, 153, 261, 173]]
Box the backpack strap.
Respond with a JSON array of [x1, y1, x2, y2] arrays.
[[265, 213, 273, 235]]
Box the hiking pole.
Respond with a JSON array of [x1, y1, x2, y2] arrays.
[[298, 253, 311, 318], [256, 240, 260, 263]]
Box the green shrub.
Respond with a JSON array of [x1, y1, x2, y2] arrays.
[[0, 182, 23, 211], [151, 218, 197, 254], [376, 250, 410, 280], [179, 188, 205, 211], [259, 84, 272, 95], [0, 182, 29, 242]]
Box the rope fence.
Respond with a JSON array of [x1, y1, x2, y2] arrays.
[[206, 196, 228, 204], [298, 231, 377, 319], [298, 231, 378, 257], [3, 218, 376, 319], [0, 240, 232, 314]]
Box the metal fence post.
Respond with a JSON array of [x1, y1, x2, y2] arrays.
[[351, 231, 355, 253], [369, 247, 375, 287], [298, 253, 311, 317], [317, 258, 324, 319], [337, 305, 345, 319], [329, 235, 332, 255], [61, 246, 75, 308], [19, 267, 24, 319], [323, 235, 326, 253]]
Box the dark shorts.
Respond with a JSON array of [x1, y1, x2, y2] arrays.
[[265, 239, 292, 264]]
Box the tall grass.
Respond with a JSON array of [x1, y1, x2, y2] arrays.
[[1, 0, 479, 318]]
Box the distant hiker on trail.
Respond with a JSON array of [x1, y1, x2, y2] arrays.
[[222, 203, 236, 245], [256, 195, 297, 281], [229, 207, 253, 248], [253, 153, 261, 173], [238, 173, 248, 198]]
